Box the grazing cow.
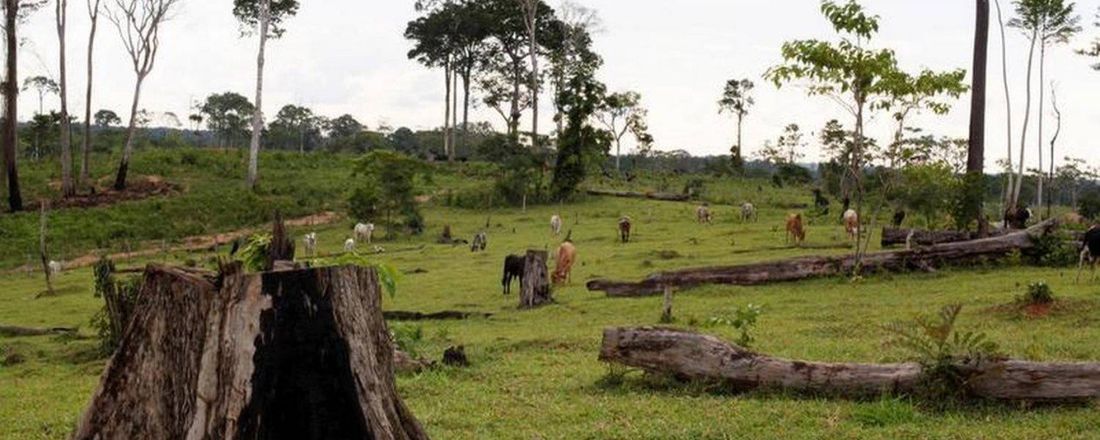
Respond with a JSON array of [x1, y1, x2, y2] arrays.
[[553, 241, 578, 285], [786, 213, 806, 245], [1063, 212, 1087, 226], [696, 204, 713, 224], [502, 254, 525, 294], [303, 232, 318, 257], [618, 216, 633, 243], [1077, 226, 1100, 283], [354, 223, 375, 244], [471, 231, 487, 252], [344, 238, 356, 253], [843, 209, 859, 240], [740, 202, 758, 223], [550, 215, 563, 236], [892, 209, 907, 228], [47, 260, 62, 276], [1003, 207, 1032, 229]]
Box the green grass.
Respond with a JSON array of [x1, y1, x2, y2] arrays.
[[3, 152, 1100, 438]]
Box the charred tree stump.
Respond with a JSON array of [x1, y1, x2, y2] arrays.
[[265, 210, 295, 271], [600, 327, 1100, 402], [589, 220, 1058, 297], [73, 265, 429, 440], [519, 250, 552, 309]]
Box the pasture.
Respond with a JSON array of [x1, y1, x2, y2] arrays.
[[2, 152, 1099, 439]]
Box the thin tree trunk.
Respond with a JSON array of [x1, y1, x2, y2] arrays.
[[461, 68, 470, 153], [967, 0, 989, 229], [735, 114, 743, 170], [993, 0, 1014, 208], [510, 56, 522, 141], [247, 0, 269, 189], [1012, 31, 1037, 209], [527, 4, 538, 152], [39, 202, 55, 297], [451, 66, 458, 160], [3, 0, 23, 212], [81, 0, 100, 191], [114, 74, 144, 191], [1048, 84, 1060, 218], [57, 0, 74, 198], [443, 62, 452, 162], [1035, 42, 1046, 215]]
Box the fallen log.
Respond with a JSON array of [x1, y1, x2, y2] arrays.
[[73, 264, 428, 440], [880, 228, 1015, 247], [383, 310, 493, 321], [588, 219, 1057, 297], [600, 327, 1100, 402], [0, 325, 77, 337], [586, 188, 690, 202]]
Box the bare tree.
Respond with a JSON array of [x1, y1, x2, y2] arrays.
[[104, 0, 180, 190], [1, 0, 46, 212], [518, 0, 538, 150], [993, 0, 1015, 210], [81, 0, 101, 190], [56, 0, 73, 197], [246, 0, 268, 189]]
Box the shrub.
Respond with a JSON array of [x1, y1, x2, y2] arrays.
[[1080, 190, 1100, 220], [707, 304, 764, 348], [1026, 233, 1079, 267], [91, 258, 142, 356], [390, 324, 424, 358], [1018, 282, 1054, 306]]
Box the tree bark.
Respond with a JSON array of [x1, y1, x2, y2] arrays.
[[443, 61, 452, 162], [57, 0, 74, 197], [519, 250, 551, 309], [601, 327, 1100, 402], [114, 74, 144, 190], [246, 0, 269, 190], [966, 0, 989, 230], [1012, 30, 1038, 208], [879, 227, 1009, 247], [81, 0, 100, 191], [993, 0, 1014, 209], [588, 220, 1057, 297], [72, 264, 429, 440], [1035, 42, 1046, 215], [3, 0, 23, 212]]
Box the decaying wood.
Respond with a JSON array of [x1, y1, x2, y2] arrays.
[[73, 264, 428, 440], [586, 188, 690, 202], [880, 228, 1010, 247], [589, 220, 1058, 297], [519, 250, 552, 309], [383, 310, 493, 321], [600, 327, 1100, 402], [265, 210, 295, 271], [0, 325, 77, 337]]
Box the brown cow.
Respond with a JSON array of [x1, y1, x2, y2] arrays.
[[696, 204, 712, 224], [553, 241, 577, 285], [618, 216, 633, 243], [786, 213, 806, 245]]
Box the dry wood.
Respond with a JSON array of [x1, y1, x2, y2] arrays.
[[880, 228, 1011, 247], [600, 327, 1100, 402], [0, 325, 77, 337], [586, 188, 690, 202], [73, 264, 428, 440], [519, 250, 552, 309], [383, 310, 492, 321], [589, 220, 1058, 297]]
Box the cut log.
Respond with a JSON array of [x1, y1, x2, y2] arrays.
[[880, 228, 1012, 247], [519, 250, 552, 309], [383, 310, 492, 321], [589, 219, 1058, 297], [600, 327, 1100, 402], [73, 264, 428, 440], [0, 325, 77, 337], [586, 188, 690, 202]]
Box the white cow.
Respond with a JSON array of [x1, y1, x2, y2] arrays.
[[354, 223, 375, 244], [843, 209, 859, 240], [303, 232, 318, 257], [550, 215, 563, 236], [344, 238, 357, 253], [740, 203, 757, 223], [47, 260, 62, 276]]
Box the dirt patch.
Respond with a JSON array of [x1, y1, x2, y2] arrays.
[[37, 175, 182, 209], [985, 299, 1092, 319]]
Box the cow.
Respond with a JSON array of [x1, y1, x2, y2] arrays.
[[471, 231, 487, 252], [740, 202, 758, 223], [696, 204, 713, 224], [344, 238, 356, 253], [303, 232, 318, 257], [354, 223, 375, 244], [843, 209, 859, 240], [550, 215, 563, 236], [786, 213, 806, 245], [502, 254, 525, 294], [892, 209, 907, 228], [1077, 226, 1100, 283], [553, 241, 577, 285], [618, 216, 632, 243], [1063, 212, 1087, 226], [1004, 207, 1032, 229], [47, 260, 62, 276]]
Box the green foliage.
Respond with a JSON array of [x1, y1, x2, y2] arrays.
[[351, 150, 428, 235], [850, 397, 921, 427], [953, 171, 987, 231], [390, 323, 425, 358], [1078, 189, 1100, 220], [895, 163, 959, 228], [233, 0, 300, 38], [200, 92, 255, 148], [91, 258, 142, 356], [1026, 233, 1079, 267], [237, 234, 272, 272], [883, 305, 1001, 402], [1018, 281, 1055, 305], [707, 304, 764, 348], [310, 253, 401, 299]]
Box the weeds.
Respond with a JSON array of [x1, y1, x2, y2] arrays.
[[707, 304, 764, 348]]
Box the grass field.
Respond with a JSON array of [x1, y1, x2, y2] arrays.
[[2, 152, 1100, 439]]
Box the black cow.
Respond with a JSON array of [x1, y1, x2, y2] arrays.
[[1004, 207, 1032, 230], [892, 209, 907, 228], [1077, 226, 1100, 283], [502, 254, 525, 294]]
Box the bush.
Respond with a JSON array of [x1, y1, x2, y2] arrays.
[[91, 258, 142, 356], [1079, 190, 1100, 220], [1026, 233, 1079, 267], [707, 304, 764, 348], [1018, 282, 1054, 306]]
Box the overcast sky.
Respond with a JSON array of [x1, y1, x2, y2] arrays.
[[15, 0, 1100, 171]]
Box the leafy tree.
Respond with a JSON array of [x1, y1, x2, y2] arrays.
[[879, 69, 968, 168], [551, 35, 607, 200], [267, 104, 320, 153], [233, 0, 300, 189], [351, 150, 428, 236], [896, 163, 959, 228], [326, 114, 364, 139], [199, 92, 255, 149], [718, 78, 754, 173], [389, 127, 422, 156], [759, 123, 806, 165], [596, 91, 650, 173], [1080, 6, 1100, 68], [2, 0, 47, 212], [22, 75, 58, 115], [94, 109, 121, 127], [1033, 0, 1079, 212]]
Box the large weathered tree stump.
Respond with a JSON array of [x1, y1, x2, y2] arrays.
[[73, 264, 429, 440], [600, 327, 1100, 402], [519, 250, 552, 309], [588, 220, 1058, 297]]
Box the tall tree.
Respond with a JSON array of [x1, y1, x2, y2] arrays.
[[105, 0, 181, 190], [1006, 0, 1045, 209], [1080, 7, 1100, 68], [23, 75, 57, 115], [199, 92, 255, 149], [80, 0, 101, 190], [518, 0, 539, 151], [596, 91, 647, 173], [1029, 0, 1078, 214], [55, 0, 73, 197], [406, 5, 457, 161], [880, 68, 968, 168], [717, 78, 754, 174], [550, 0, 600, 136], [3, 0, 46, 212], [234, 0, 299, 190], [966, 0, 990, 232], [993, 0, 1016, 210]]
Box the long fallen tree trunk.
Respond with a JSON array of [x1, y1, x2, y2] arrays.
[[588, 220, 1057, 297], [600, 327, 1100, 402], [384, 310, 492, 321], [880, 228, 1013, 247], [73, 264, 428, 440], [586, 188, 690, 202]]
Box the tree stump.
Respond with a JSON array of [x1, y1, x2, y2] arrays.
[[73, 264, 429, 440], [519, 250, 552, 309]]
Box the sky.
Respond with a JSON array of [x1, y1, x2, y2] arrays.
[[14, 0, 1100, 171]]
